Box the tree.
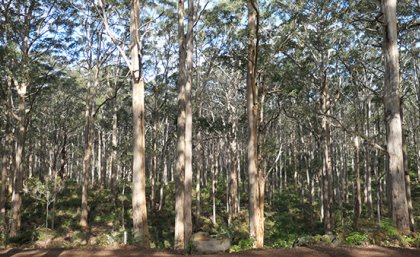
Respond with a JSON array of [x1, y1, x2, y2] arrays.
[[247, 0, 264, 248], [381, 0, 409, 231], [0, 0, 73, 236], [174, 0, 194, 250], [130, 0, 150, 246]]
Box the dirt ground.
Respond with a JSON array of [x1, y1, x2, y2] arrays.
[[1, 246, 419, 257]]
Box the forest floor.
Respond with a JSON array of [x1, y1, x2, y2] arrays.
[[1, 245, 419, 257]]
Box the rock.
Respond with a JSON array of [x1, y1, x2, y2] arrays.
[[191, 232, 231, 254]]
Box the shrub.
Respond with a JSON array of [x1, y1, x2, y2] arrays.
[[230, 238, 253, 252], [345, 232, 369, 245]]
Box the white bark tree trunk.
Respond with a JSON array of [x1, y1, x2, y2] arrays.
[[131, 0, 149, 246], [381, 0, 410, 231]]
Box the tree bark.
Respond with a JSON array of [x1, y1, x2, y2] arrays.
[[247, 0, 263, 248], [175, 0, 194, 250], [381, 0, 410, 231], [228, 120, 239, 225], [131, 0, 149, 246], [320, 50, 333, 233], [80, 79, 95, 228], [353, 135, 361, 230], [364, 100, 373, 218], [10, 83, 27, 237], [175, 0, 187, 250], [111, 88, 118, 204], [0, 133, 10, 235], [183, 0, 194, 247]]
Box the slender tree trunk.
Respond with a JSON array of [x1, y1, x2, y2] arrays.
[[111, 90, 118, 204], [59, 133, 67, 179], [80, 80, 95, 228], [175, 0, 194, 249], [365, 100, 373, 218], [381, 0, 409, 231], [10, 84, 27, 237], [159, 117, 169, 211], [353, 135, 361, 230], [195, 128, 202, 227], [91, 139, 96, 186], [151, 121, 157, 210], [247, 0, 263, 248], [130, 0, 149, 246], [0, 136, 9, 235], [320, 50, 333, 233], [228, 122, 239, 225], [183, 0, 194, 246], [211, 150, 217, 225], [97, 131, 102, 188], [401, 109, 415, 231], [175, 0, 186, 250]]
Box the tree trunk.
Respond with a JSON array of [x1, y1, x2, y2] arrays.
[[175, 0, 194, 250], [80, 80, 95, 228], [97, 131, 102, 188], [195, 127, 202, 226], [175, 0, 187, 250], [211, 149, 217, 225], [10, 84, 27, 237], [111, 90, 118, 204], [353, 135, 361, 230], [131, 0, 149, 246], [0, 135, 9, 235], [247, 0, 263, 248], [59, 133, 67, 179], [183, 0, 194, 247], [320, 50, 333, 233], [381, 0, 409, 231], [401, 108, 415, 231], [151, 121, 157, 210], [159, 117, 169, 211], [365, 100, 373, 218], [228, 121, 239, 225]]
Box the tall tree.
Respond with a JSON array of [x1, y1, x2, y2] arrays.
[[130, 0, 150, 246], [381, 0, 409, 231], [174, 0, 194, 250], [247, 0, 264, 248]]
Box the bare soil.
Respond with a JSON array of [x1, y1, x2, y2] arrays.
[[1, 246, 419, 257]]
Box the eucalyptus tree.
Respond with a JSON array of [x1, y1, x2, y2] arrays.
[[247, 0, 264, 248], [380, 0, 409, 231], [71, 0, 118, 228], [128, 0, 150, 245], [174, 0, 194, 250], [97, 0, 154, 245]]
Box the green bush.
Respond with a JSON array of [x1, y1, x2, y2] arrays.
[[345, 232, 369, 245], [379, 219, 399, 238], [271, 238, 294, 248]]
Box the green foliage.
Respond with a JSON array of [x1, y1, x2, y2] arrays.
[[270, 238, 294, 248], [265, 189, 323, 247], [402, 234, 420, 248], [36, 227, 56, 241], [230, 238, 254, 252], [24, 176, 64, 204], [379, 219, 399, 238], [185, 241, 196, 254], [345, 232, 369, 245]]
